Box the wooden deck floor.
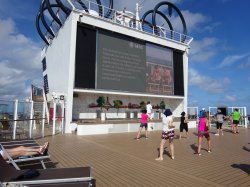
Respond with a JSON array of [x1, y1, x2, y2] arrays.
[[37, 126, 250, 187]]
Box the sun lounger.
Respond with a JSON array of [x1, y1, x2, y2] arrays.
[[0, 139, 41, 149], [0, 140, 50, 170], [28, 181, 93, 187], [0, 156, 96, 187]]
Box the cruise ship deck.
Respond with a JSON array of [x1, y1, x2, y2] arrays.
[[36, 126, 250, 187]]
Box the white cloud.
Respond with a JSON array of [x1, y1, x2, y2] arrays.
[[189, 37, 219, 63], [189, 68, 230, 93], [181, 10, 209, 33], [217, 53, 249, 68], [0, 18, 42, 100], [239, 56, 250, 69], [225, 95, 236, 102]]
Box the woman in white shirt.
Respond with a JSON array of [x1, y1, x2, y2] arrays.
[[155, 109, 175, 160]]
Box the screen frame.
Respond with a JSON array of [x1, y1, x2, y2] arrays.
[[74, 23, 185, 98]]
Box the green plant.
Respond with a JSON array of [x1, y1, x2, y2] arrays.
[[160, 101, 166, 112], [96, 96, 105, 111], [139, 101, 146, 110], [113, 100, 123, 114]]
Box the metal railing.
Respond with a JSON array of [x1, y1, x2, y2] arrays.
[[66, 0, 193, 45], [0, 99, 64, 140]]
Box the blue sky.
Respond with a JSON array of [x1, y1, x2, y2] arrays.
[[0, 0, 249, 113]]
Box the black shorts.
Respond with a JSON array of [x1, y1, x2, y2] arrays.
[[140, 123, 148, 128], [233, 120, 239, 125], [198, 131, 210, 139], [216, 122, 223, 129], [180, 123, 188, 132]]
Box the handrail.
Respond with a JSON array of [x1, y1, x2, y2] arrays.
[[71, 0, 193, 45], [40, 0, 193, 46]]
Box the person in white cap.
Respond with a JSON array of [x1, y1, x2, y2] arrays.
[[215, 109, 225, 135], [155, 109, 175, 160]]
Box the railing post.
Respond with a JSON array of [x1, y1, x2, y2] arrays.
[[152, 26, 155, 35], [42, 101, 46, 137], [53, 102, 56, 135], [66, 0, 75, 10], [29, 101, 33, 139], [244, 107, 247, 128], [13, 99, 18, 140], [61, 102, 65, 135]]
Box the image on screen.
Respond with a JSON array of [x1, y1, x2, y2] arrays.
[[146, 43, 174, 95]]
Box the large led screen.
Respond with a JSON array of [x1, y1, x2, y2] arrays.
[[75, 24, 184, 96]]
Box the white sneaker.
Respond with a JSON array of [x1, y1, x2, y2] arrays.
[[215, 133, 219, 136]]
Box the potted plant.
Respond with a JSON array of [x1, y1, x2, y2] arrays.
[[159, 101, 166, 118], [96, 96, 106, 120], [96, 96, 105, 111], [113, 100, 123, 114], [160, 101, 166, 113], [139, 101, 146, 111]]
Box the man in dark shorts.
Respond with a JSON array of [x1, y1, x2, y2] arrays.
[[232, 108, 241, 134]]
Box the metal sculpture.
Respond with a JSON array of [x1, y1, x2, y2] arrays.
[[141, 1, 187, 41], [36, 0, 71, 45], [36, 0, 113, 45], [36, 0, 187, 45]]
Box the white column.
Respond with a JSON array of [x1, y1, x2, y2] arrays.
[[41, 101, 46, 137], [61, 102, 65, 134], [13, 99, 18, 140], [244, 107, 247, 128], [29, 101, 34, 138], [101, 112, 106, 121], [53, 102, 56, 135]]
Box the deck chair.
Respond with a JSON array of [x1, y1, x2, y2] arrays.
[[0, 140, 50, 170], [28, 181, 93, 187], [0, 156, 96, 187]]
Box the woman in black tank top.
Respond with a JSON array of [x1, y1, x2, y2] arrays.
[[179, 111, 188, 139]]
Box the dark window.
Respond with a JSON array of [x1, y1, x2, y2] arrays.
[[42, 58, 47, 71], [75, 23, 96, 89], [43, 74, 49, 94], [173, 50, 184, 96]]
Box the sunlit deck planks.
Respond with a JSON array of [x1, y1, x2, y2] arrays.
[[37, 126, 250, 186]]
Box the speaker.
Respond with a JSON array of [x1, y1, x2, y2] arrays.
[[217, 107, 227, 116], [59, 95, 64, 100]]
